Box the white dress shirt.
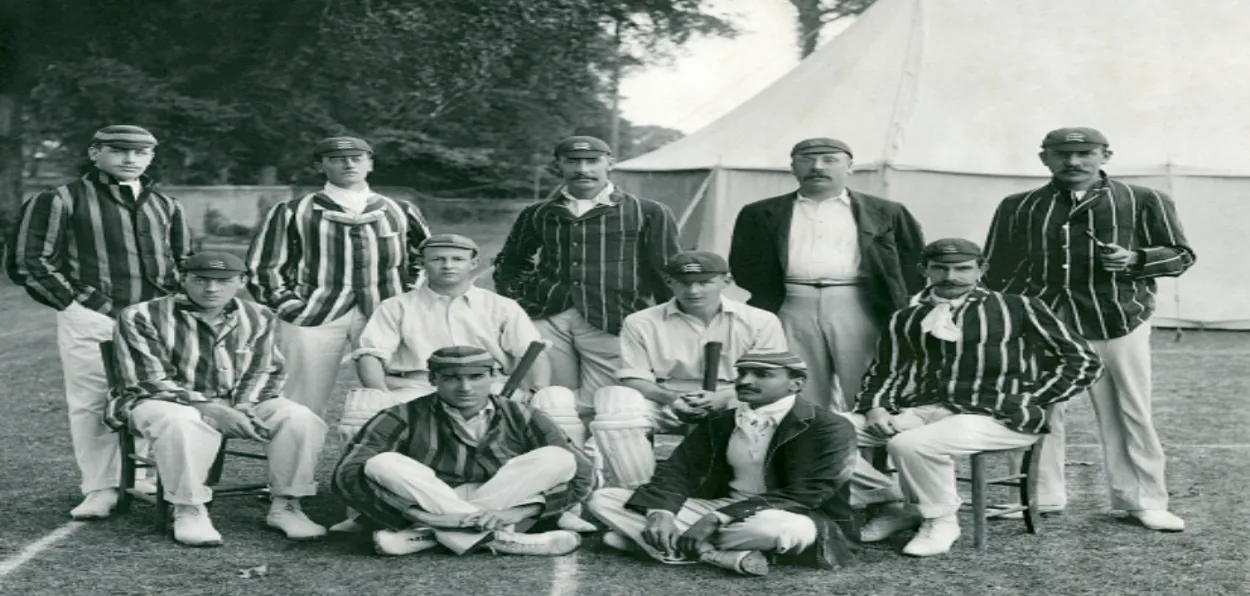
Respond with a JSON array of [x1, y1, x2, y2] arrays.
[[322, 182, 373, 216], [786, 191, 861, 281], [441, 401, 495, 443], [561, 182, 616, 217], [726, 394, 797, 499]]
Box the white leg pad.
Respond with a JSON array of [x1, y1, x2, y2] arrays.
[[531, 386, 587, 448], [590, 386, 656, 489]]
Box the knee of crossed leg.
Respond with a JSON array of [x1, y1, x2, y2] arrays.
[[885, 428, 928, 459], [525, 445, 577, 483], [364, 451, 423, 482]]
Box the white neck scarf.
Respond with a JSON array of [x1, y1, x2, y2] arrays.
[[920, 294, 968, 342], [322, 182, 373, 216]]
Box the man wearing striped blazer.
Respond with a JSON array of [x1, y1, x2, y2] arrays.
[[846, 239, 1102, 557], [984, 128, 1195, 532], [493, 136, 682, 421], [104, 253, 328, 547], [332, 346, 594, 557], [247, 137, 430, 419], [5, 125, 192, 520]]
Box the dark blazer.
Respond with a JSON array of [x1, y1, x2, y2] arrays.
[[625, 399, 858, 570], [728, 190, 926, 320]]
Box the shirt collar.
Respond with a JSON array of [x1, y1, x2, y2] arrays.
[[90, 168, 153, 191], [662, 296, 739, 318], [560, 182, 617, 206], [440, 399, 495, 422], [796, 190, 850, 205], [416, 282, 478, 306], [738, 394, 797, 425]]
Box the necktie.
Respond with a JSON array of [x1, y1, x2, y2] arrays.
[[920, 300, 963, 342]]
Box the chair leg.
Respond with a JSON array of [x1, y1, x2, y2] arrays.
[[970, 453, 987, 549], [1021, 439, 1045, 535], [117, 432, 135, 514], [154, 479, 169, 533], [207, 437, 228, 485]]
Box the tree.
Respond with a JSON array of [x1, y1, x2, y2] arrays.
[[787, 0, 876, 58]]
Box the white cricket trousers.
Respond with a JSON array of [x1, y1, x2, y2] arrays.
[[128, 397, 325, 505], [363, 446, 577, 554], [278, 308, 368, 418], [1038, 322, 1170, 511], [778, 284, 882, 412], [587, 487, 816, 560], [57, 303, 120, 495], [845, 405, 1039, 518], [534, 308, 620, 416]]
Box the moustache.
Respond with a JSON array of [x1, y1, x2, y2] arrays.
[[735, 385, 758, 392], [803, 174, 831, 180]]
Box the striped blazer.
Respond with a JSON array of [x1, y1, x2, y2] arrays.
[[104, 295, 284, 429], [247, 192, 430, 326], [983, 175, 1195, 340], [5, 169, 192, 317], [492, 188, 681, 334], [332, 394, 593, 530], [855, 287, 1102, 434]]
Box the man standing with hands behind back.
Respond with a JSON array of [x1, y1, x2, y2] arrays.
[[984, 127, 1195, 531], [729, 138, 924, 412]]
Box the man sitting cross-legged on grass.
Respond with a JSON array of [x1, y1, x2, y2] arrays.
[[104, 252, 328, 547], [846, 238, 1103, 557], [587, 349, 858, 577], [332, 345, 594, 557]]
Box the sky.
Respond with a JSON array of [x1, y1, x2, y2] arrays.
[[618, 0, 829, 133]]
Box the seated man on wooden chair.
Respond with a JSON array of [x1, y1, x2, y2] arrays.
[[332, 345, 595, 557], [843, 238, 1102, 557], [591, 251, 789, 489], [104, 252, 328, 547]]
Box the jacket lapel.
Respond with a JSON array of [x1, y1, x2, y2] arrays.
[[850, 190, 890, 246], [772, 193, 797, 271], [764, 399, 814, 470]]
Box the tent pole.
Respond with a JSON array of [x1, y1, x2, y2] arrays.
[[676, 167, 717, 232]]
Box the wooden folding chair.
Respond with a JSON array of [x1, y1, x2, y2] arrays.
[[100, 341, 270, 531], [956, 436, 1046, 549]]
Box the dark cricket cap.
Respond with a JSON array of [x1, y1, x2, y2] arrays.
[[922, 238, 984, 263], [1041, 127, 1109, 150], [553, 136, 611, 158], [315, 136, 373, 157], [428, 346, 499, 374], [184, 252, 247, 278], [419, 233, 480, 254], [92, 125, 158, 149], [735, 350, 808, 375], [790, 137, 853, 158], [665, 251, 729, 281]]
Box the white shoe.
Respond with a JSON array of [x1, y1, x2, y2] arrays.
[[699, 549, 770, 576], [557, 511, 599, 533], [172, 504, 223, 547], [1131, 510, 1185, 532], [70, 489, 119, 520], [902, 517, 961, 557], [860, 504, 922, 542], [601, 531, 635, 552], [488, 530, 581, 556], [133, 479, 159, 496], [329, 516, 368, 534], [266, 498, 327, 541], [373, 527, 439, 556]]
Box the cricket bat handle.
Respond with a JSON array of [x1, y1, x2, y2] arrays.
[[702, 341, 724, 392], [500, 340, 549, 399]]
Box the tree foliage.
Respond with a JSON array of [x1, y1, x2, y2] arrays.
[[787, 0, 876, 58]]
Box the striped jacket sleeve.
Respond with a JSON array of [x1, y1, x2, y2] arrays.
[[330, 407, 415, 529], [982, 199, 1020, 291], [1019, 297, 1103, 406], [5, 190, 79, 310], [641, 201, 681, 303], [113, 305, 211, 405], [855, 310, 915, 412], [492, 206, 540, 298], [401, 201, 431, 288], [246, 201, 305, 315], [1133, 187, 1195, 279], [525, 409, 594, 519], [168, 198, 194, 270], [232, 310, 285, 405]]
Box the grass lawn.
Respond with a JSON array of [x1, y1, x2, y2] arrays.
[[1, 277, 1247, 595]]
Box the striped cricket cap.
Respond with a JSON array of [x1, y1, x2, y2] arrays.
[[735, 349, 807, 375], [427, 345, 498, 374], [92, 125, 158, 149], [419, 233, 479, 254]]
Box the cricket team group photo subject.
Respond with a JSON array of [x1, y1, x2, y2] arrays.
[[4, 122, 1196, 579]]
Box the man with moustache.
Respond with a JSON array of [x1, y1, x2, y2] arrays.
[[587, 349, 858, 576], [983, 128, 1195, 532], [845, 238, 1101, 556], [248, 136, 430, 419], [333, 346, 594, 557], [493, 136, 681, 422], [729, 138, 925, 412], [104, 253, 328, 546], [590, 251, 789, 489], [6, 124, 192, 519]]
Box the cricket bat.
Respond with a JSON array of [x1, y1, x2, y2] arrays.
[[702, 341, 724, 392], [499, 340, 550, 399]]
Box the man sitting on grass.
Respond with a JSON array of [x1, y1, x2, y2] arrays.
[[587, 349, 858, 577], [332, 345, 594, 557], [105, 252, 328, 547]]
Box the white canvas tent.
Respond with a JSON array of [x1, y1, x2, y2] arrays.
[[613, 0, 1250, 329]]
